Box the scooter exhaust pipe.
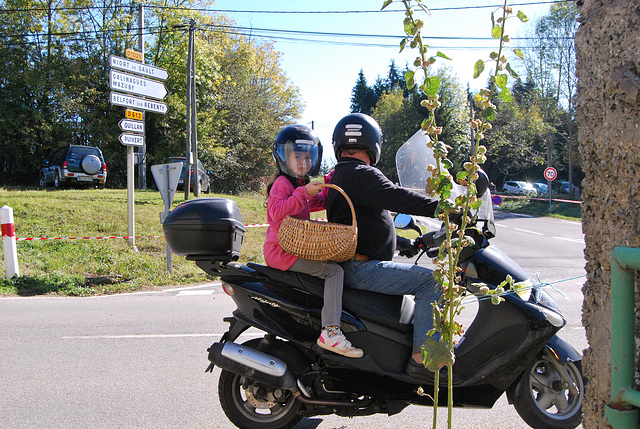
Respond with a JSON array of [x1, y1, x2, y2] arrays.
[[206, 342, 298, 391]]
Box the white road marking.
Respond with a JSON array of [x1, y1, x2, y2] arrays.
[[63, 332, 264, 340], [553, 236, 585, 244], [514, 228, 544, 236]]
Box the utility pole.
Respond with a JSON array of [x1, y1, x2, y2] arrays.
[[185, 20, 196, 199], [137, 3, 147, 190]]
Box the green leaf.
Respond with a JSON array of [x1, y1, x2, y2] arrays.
[[506, 62, 519, 78], [517, 10, 529, 22], [436, 51, 451, 60], [470, 199, 483, 210], [473, 60, 485, 79], [442, 159, 453, 170], [456, 171, 468, 182], [499, 87, 512, 102], [399, 38, 407, 53], [404, 20, 415, 36], [491, 25, 503, 39], [405, 70, 416, 90], [512, 48, 524, 60], [495, 73, 508, 89], [381, 0, 393, 10], [425, 76, 440, 97], [481, 107, 496, 121]]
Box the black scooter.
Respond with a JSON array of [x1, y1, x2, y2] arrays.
[[162, 134, 584, 429]]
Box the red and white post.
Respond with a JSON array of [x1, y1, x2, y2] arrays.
[[1, 205, 19, 279]]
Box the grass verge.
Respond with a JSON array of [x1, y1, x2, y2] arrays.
[[1, 188, 581, 296], [0, 187, 269, 296]]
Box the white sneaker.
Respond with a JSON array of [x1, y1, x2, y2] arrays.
[[317, 326, 364, 358]]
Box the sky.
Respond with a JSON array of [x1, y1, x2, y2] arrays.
[[211, 0, 552, 163]]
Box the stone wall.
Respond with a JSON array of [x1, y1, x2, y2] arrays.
[[575, 0, 640, 427]]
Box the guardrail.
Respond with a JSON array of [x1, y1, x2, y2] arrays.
[[606, 247, 640, 428]]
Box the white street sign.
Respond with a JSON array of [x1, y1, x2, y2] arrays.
[[109, 55, 168, 80], [118, 119, 145, 133], [119, 132, 145, 147], [110, 70, 167, 100], [110, 92, 167, 114], [151, 162, 183, 209]]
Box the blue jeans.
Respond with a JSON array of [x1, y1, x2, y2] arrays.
[[340, 260, 441, 353]]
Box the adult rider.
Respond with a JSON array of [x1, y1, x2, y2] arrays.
[[325, 113, 442, 380]]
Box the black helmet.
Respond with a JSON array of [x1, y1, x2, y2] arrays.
[[332, 113, 382, 165], [272, 125, 323, 179]]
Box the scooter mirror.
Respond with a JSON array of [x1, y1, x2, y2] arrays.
[[394, 213, 423, 235]]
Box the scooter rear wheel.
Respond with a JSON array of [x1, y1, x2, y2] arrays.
[[513, 355, 584, 429], [217, 339, 302, 429]]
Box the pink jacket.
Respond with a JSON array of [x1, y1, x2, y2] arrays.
[[264, 175, 326, 270]]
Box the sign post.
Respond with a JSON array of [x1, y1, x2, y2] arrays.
[[108, 51, 168, 250], [151, 163, 182, 272], [543, 167, 557, 214]]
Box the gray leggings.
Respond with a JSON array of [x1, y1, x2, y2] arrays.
[[288, 258, 344, 327]]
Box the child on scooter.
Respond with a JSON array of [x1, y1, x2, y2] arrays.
[[264, 124, 363, 358]]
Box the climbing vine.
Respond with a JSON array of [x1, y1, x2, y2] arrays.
[[382, 0, 528, 427]]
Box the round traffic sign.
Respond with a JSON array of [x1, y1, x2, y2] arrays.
[[492, 195, 503, 205], [544, 167, 557, 181]]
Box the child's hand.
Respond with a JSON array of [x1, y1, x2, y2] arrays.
[[305, 182, 323, 196]]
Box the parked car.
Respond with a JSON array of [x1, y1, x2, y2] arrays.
[[502, 180, 536, 196], [165, 157, 211, 193], [532, 182, 548, 196], [39, 144, 107, 189]]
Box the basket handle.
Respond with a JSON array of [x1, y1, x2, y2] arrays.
[[318, 183, 357, 228]]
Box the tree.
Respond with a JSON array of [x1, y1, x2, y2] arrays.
[[350, 69, 376, 115], [516, 0, 579, 193], [368, 66, 470, 183], [0, 0, 303, 190], [481, 86, 550, 183]]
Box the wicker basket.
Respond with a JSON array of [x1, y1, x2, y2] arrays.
[[278, 183, 357, 262]]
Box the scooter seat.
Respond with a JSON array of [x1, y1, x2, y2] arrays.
[[247, 263, 414, 333]]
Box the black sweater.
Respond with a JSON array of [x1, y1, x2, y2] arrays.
[[327, 158, 440, 261]]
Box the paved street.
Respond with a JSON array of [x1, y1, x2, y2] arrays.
[[1, 212, 586, 428]]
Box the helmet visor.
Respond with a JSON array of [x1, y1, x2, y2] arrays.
[[278, 140, 321, 178]]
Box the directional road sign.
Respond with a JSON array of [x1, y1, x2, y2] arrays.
[[109, 55, 168, 81], [118, 118, 144, 133], [110, 92, 167, 114], [110, 70, 167, 100], [119, 132, 145, 147]]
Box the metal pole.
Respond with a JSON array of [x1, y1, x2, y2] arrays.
[[606, 247, 640, 428], [127, 145, 137, 250], [138, 3, 147, 190], [191, 21, 199, 196], [185, 20, 195, 200], [163, 165, 172, 272]]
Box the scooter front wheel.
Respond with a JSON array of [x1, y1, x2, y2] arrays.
[[513, 354, 584, 429]]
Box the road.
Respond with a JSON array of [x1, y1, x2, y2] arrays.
[[0, 212, 586, 428]]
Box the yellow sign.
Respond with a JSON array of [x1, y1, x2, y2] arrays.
[[125, 109, 143, 121], [125, 49, 143, 62]]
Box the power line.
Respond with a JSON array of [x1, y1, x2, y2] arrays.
[[0, 1, 572, 14]]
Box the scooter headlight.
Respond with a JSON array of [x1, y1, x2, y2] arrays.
[[541, 308, 565, 328]]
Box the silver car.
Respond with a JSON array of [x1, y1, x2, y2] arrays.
[[502, 181, 536, 196]]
